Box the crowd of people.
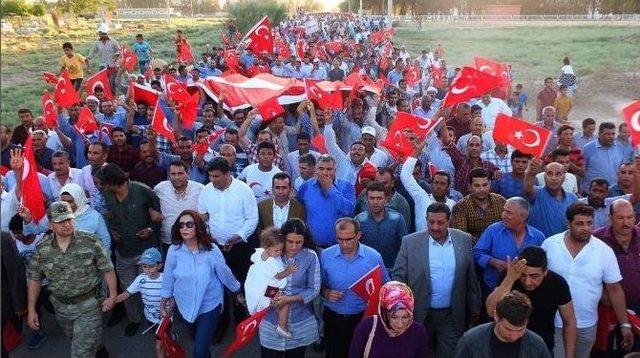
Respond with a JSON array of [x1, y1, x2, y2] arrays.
[[1, 10, 639, 358]]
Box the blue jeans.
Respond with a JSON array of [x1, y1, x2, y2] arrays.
[[138, 60, 149, 74], [186, 305, 222, 358]]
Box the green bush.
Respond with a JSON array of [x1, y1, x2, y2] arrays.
[[1, 0, 32, 16], [228, 1, 287, 34], [31, 3, 46, 16]]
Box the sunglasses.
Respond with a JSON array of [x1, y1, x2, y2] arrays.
[[178, 221, 195, 229]]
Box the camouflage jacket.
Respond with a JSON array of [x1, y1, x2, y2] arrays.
[[27, 230, 114, 298]]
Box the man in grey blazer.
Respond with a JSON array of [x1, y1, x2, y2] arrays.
[[392, 202, 481, 358]]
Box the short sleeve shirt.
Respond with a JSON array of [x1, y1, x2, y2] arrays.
[[59, 53, 86, 79], [126, 273, 163, 323]]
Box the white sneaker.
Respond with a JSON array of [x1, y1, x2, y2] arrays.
[[276, 325, 293, 339]]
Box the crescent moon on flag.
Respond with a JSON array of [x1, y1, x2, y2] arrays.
[[630, 110, 640, 132], [22, 159, 30, 180], [166, 82, 180, 94], [521, 129, 541, 148], [365, 278, 375, 296], [256, 25, 271, 40], [162, 117, 172, 132], [92, 81, 104, 93], [450, 85, 469, 95], [44, 99, 55, 110], [241, 320, 258, 339], [479, 65, 492, 73], [310, 86, 322, 98], [415, 118, 433, 130]]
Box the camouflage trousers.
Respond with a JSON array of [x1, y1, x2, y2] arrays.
[[50, 295, 103, 358]]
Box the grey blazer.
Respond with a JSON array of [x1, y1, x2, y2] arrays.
[[391, 228, 481, 330]]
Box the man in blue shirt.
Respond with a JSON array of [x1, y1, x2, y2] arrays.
[[582, 121, 632, 194], [320, 217, 389, 358], [491, 150, 532, 198], [524, 158, 578, 237], [474, 196, 546, 291], [355, 181, 408, 270], [297, 155, 355, 248]]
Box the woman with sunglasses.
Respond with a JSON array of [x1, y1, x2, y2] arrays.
[[258, 218, 321, 358], [160, 210, 242, 358]]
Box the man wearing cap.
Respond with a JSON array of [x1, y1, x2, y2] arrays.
[[361, 126, 389, 168], [27, 201, 117, 357], [87, 24, 120, 93]]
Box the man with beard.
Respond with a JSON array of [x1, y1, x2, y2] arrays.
[[173, 136, 206, 183], [78, 142, 109, 214], [582, 122, 632, 195], [578, 177, 638, 229], [10, 108, 34, 146], [153, 161, 204, 257], [542, 203, 633, 357], [257, 172, 305, 231], [447, 102, 472, 138], [107, 127, 140, 175], [413, 94, 439, 120], [31, 130, 55, 173], [129, 131, 183, 188], [491, 150, 532, 199], [608, 162, 640, 221]]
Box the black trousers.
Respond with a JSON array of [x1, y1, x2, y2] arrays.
[[215, 241, 251, 338], [322, 307, 364, 358], [261, 345, 306, 358]]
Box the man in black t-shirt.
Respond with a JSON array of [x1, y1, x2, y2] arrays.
[[485, 246, 577, 356]]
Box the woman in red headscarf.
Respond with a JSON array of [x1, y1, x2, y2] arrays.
[[348, 281, 428, 358]]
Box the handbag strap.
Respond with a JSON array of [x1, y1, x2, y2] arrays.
[[363, 315, 378, 358]]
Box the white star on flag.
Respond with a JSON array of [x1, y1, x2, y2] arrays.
[[514, 131, 523, 139]]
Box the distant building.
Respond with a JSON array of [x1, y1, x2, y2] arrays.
[[483, 5, 522, 16]]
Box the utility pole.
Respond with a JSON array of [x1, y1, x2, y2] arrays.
[[348, 0, 352, 13], [387, 0, 392, 16]]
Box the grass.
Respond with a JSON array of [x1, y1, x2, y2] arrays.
[[394, 24, 640, 83], [2, 20, 640, 127]]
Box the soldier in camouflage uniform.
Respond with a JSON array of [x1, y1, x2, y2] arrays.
[[26, 201, 118, 358]]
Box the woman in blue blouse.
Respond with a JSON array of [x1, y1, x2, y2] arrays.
[[259, 218, 321, 358], [160, 210, 242, 358]]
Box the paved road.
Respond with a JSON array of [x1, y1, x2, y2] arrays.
[[11, 309, 325, 358]]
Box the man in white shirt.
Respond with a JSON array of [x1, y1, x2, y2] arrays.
[[198, 157, 258, 329], [360, 126, 389, 168], [535, 150, 580, 195], [476, 92, 512, 129], [47, 150, 83, 200], [401, 141, 456, 232], [153, 161, 204, 256], [239, 142, 282, 201], [541, 202, 634, 358], [78, 142, 108, 214], [286, 133, 320, 182], [322, 122, 372, 185], [1, 176, 18, 232]]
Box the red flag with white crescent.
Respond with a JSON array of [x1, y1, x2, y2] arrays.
[[193, 128, 226, 155], [305, 79, 342, 110], [85, 68, 114, 100], [381, 112, 443, 159], [404, 66, 422, 87], [493, 114, 552, 158], [442, 66, 503, 108], [119, 44, 138, 72], [164, 74, 197, 129], [241, 16, 274, 55], [223, 308, 269, 357], [43, 71, 59, 85], [350, 265, 383, 317], [54, 69, 81, 108], [75, 106, 99, 133], [151, 102, 176, 143], [176, 39, 194, 64], [129, 82, 160, 106], [22, 135, 46, 222], [41, 91, 58, 128], [621, 100, 640, 146], [474, 56, 510, 99], [256, 96, 285, 122], [296, 38, 308, 59]]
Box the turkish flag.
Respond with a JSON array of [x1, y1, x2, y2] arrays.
[[75, 106, 98, 133], [296, 38, 308, 59], [164, 74, 198, 129], [311, 134, 328, 154], [429, 66, 445, 88], [442, 66, 503, 108], [43, 71, 59, 85], [242, 16, 274, 55], [129, 82, 160, 106], [381, 112, 442, 158], [193, 128, 226, 155], [223, 308, 269, 357], [404, 66, 422, 87], [151, 102, 176, 143], [22, 136, 46, 222], [85, 68, 114, 100], [41, 91, 58, 128], [176, 39, 194, 63], [256, 96, 284, 122], [350, 265, 383, 317], [621, 100, 640, 146], [305, 79, 342, 110], [370, 28, 396, 44], [155, 317, 186, 358], [275, 37, 292, 60], [54, 69, 81, 108], [474, 56, 510, 100], [223, 50, 242, 73], [120, 45, 138, 72], [493, 114, 552, 158]]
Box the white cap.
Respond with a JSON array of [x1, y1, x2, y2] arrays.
[[97, 24, 109, 34], [85, 95, 99, 103], [361, 126, 376, 137], [426, 86, 438, 93]]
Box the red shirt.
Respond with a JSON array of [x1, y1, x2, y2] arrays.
[[594, 225, 640, 306], [537, 87, 557, 114]]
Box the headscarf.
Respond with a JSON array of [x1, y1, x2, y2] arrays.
[[378, 281, 414, 337], [59, 183, 89, 217]]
